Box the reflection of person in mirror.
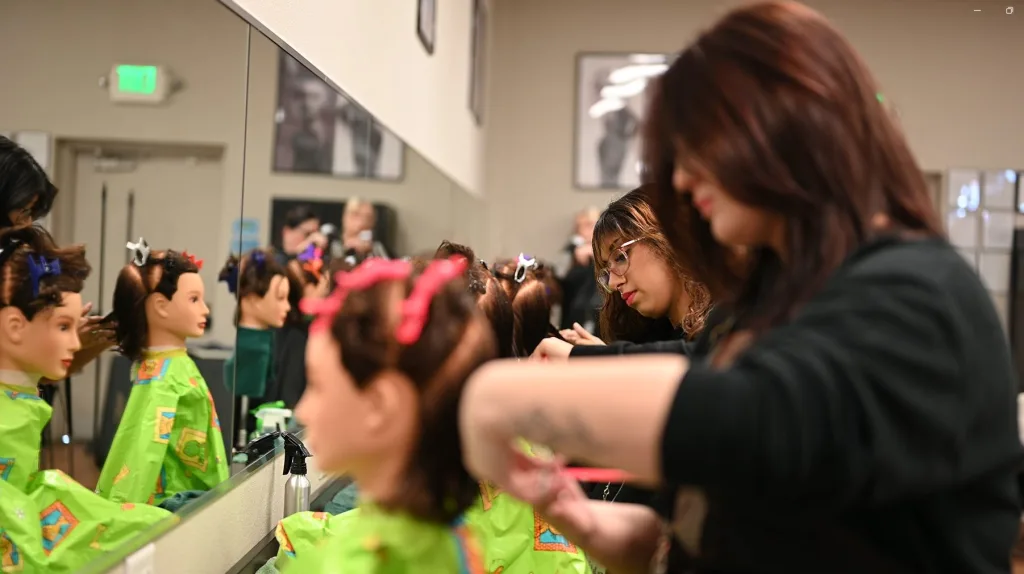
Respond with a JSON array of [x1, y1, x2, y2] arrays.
[[0, 226, 170, 572], [332, 198, 390, 263], [598, 106, 639, 188], [98, 244, 229, 505], [278, 205, 326, 267], [337, 101, 383, 177]]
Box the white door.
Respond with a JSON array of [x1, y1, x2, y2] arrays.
[[70, 149, 225, 441]]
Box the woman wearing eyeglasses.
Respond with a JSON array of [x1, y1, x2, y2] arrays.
[[533, 186, 713, 361]]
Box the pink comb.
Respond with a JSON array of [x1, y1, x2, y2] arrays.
[[562, 467, 634, 483]]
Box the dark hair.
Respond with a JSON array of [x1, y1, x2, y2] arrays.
[[493, 258, 559, 357], [0, 136, 58, 227], [435, 241, 515, 358], [0, 226, 90, 319], [112, 250, 201, 361], [283, 205, 319, 230], [593, 186, 711, 341], [643, 1, 941, 333], [219, 248, 287, 299], [328, 257, 496, 523]]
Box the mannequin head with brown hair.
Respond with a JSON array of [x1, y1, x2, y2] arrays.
[[296, 256, 496, 523], [492, 255, 559, 356], [219, 248, 291, 329], [434, 241, 514, 358], [0, 226, 91, 381], [112, 239, 208, 362]]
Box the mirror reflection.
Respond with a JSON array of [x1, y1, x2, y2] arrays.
[[226, 27, 471, 451], [0, 0, 248, 569]]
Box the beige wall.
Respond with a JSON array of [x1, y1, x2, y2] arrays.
[[226, 0, 491, 195], [484, 0, 1024, 261]]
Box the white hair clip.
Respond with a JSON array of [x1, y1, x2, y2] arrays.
[[514, 253, 537, 283], [127, 237, 151, 267]]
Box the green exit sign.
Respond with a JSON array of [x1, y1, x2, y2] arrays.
[[116, 65, 159, 95]]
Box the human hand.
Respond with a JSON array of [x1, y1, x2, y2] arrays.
[[573, 244, 593, 266], [343, 235, 371, 255], [302, 232, 328, 250], [559, 323, 605, 346], [531, 337, 573, 361], [77, 303, 116, 351]]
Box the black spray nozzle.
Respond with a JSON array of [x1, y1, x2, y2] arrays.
[[242, 431, 280, 463], [282, 431, 312, 476]]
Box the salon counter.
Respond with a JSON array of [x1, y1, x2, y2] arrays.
[[94, 443, 335, 574]]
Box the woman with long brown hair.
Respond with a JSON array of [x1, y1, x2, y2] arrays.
[[457, 3, 1022, 573], [534, 185, 712, 361]]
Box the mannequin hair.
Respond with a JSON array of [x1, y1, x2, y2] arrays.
[[492, 258, 559, 356], [326, 256, 495, 523], [0, 225, 90, 319], [219, 248, 287, 299], [434, 241, 514, 358], [112, 249, 200, 362]]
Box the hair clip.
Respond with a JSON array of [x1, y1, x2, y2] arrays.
[[221, 266, 239, 294], [126, 237, 150, 267], [250, 250, 266, 270], [298, 246, 324, 281], [514, 253, 537, 283], [395, 256, 468, 344], [182, 250, 204, 270], [26, 255, 61, 297]]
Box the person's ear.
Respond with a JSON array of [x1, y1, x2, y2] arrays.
[[363, 371, 413, 433], [0, 307, 29, 344]]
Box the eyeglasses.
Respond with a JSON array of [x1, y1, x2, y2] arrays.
[[597, 238, 642, 292]]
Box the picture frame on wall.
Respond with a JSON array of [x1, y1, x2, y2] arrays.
[[468, 0, 487, 126], [272, 50, 405, 181], [417, 0, 436, 55], [573, 52, 673, 190]]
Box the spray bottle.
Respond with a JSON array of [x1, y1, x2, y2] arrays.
[[242, 431, 313, 516]]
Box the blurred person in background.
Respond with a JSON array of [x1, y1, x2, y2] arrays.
[[276, 204, 325, 266], [331, 197, 390, 263], [559, 206, 602, 333]]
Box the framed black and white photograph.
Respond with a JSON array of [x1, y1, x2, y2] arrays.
[[573, 53, 672, 190], [273, 51, 405, 181], [417, 0, 436, 55], [468, 0, 487, 125]]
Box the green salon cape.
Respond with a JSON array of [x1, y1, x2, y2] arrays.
[[96, 348, 229, 505], [0, 381, 172, 573], [275, 504, 486, 574], [224, 327, 274, 397], [273, 488, 590, 574]]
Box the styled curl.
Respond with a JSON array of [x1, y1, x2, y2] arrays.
[[0, 225, 90, 320], [112, 249, 200, 362], [327, 256, 496, 523]]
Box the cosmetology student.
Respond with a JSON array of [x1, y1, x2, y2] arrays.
[[0, 226, 170, 573], [0, 135, 114, 375], [457, 3, 1023, 574], [534, 185, 712, 361]]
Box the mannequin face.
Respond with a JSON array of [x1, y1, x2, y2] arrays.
[[297, 331, 416, 475], [240, 275, 291, 329], [148, 272, 209, 340], [0, 292, 82, 380]]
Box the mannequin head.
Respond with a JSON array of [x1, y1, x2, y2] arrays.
[[297, 256, 496, 524], [112, 239, 208, 361], [435, 241, 514, 358], [0, 226, 90, 380], [219, 248, 291, 330], [493, 254, 559, 357]]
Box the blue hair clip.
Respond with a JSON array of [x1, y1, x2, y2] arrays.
[[251, 250, 266, 269], [27, 255, 61, 297], [221, 264, 239, 295]]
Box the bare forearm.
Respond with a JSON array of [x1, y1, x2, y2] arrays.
[[464, 356, 687, 483], [549, 501, 662, 574]]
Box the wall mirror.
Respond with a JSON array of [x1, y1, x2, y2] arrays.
[[0, 0, 251, 570]]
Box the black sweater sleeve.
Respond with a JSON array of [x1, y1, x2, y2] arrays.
[[660, 247, 1020, 508], [569, 339, 689, 357]]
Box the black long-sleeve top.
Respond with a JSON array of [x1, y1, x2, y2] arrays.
[[659, 237, 1023, 573]]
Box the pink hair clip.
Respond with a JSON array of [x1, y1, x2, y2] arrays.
[[395, 256, 468, 345]]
